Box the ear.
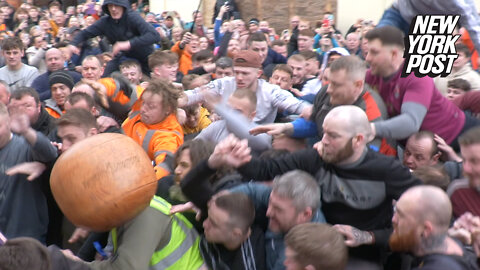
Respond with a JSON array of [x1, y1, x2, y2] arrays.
[[431, 152, 441, 163], [88, 127, 98, 136], [232, 227, 249, 240], [422, 220, 434, 238], [298, 207, 313, 223], [257, 69, 263, 78], [353, 79, 364, 91], [249, 110, 256, 120], [353, 133, 365, 147]]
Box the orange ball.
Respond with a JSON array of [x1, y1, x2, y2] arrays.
[[50, 133, 157, 232]]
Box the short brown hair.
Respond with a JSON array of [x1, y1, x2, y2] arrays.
[[182, 74, 200, 90], [272, 64, 293, 78], [148, 50, 179, 70], [412, 165, 450, 191], [57, 108, 97, 132], [66, 92, 95, 109], [215, 192, 255, 233], [448, 78, 471, 92], [143, 78, 181, 113], [456, 44, 471, 58], [2, 36, 24, 51], [299, 50, 318, 61], [120, 59, 141, 71], [329, 55, 366, 81], [271, 40, 286, 48], [287, 54, 305, 63], [10, 87, 40, 105], [285, 223, 348, 270], [0, 237, 51, 270], [298, 29, 315, 38], [364, 26, 404, 49], [459, 127, 480, 146]]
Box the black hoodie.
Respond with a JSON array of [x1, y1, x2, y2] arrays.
[[71, 0, 160, 62]]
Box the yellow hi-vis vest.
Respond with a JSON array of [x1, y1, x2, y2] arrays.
[[111, 196, 204, 270]]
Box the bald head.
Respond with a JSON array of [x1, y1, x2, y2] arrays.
[[325, 105, 372, 140], [401, 186, 452, 231], [46, 48, 65, 72]]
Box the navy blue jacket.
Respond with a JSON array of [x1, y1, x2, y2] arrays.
[[71, 0, 160, 61]]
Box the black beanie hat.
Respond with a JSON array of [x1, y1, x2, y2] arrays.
[[49, 70, 74, 89]]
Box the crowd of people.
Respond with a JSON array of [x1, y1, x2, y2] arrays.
[[1, 0, 480, 269]]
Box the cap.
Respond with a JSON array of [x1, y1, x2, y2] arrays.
[[249, 18, 259, 25], [233, 50, 262, 68], [49, 70, 74, 90]]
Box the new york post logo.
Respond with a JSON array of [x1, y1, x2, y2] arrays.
[[402, 15, 460, 78]]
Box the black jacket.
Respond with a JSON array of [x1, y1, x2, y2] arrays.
[[71, 0, 160, 60]]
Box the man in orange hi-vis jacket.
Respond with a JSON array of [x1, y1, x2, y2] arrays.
[[122, 78, 184, 180]]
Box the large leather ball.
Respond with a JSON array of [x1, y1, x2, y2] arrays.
[[50, 133, 157, 232]]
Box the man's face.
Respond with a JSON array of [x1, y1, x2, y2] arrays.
[[121, 66, 142, 85], [403, 136, 438, 170], [272, 45, 287, 58], [249, 23, 258, 33], [287, 59, 305, 85], [215, 67, 234, 78], [453, 51, 469, 69], [227, 39, 240, 55], [3, 49, 23, 69], [250, 41, 268, 64], [227, 95, 255, 120], [184, 107, 200, 129], [8, 95, 41, 124], [193, 12, 203, 25], [174, 148, 191, 182], [108, 4, 124, 20], [266, 191, 302, 233], [57, 124, 89, 152], [235, 66, 259, 90], [54, 11, 65, 25], [140, 91, 169, 125], [446, 87, 466, 101], [203, 200, 233, 244], [188, 35, 200, 55], [297, 35, 313, 52], [46, 50, 65, 72], [29, 8, 39, 18], [153, 63, 178, 82], [165, 18, 173, 28], [321, 117, 355, 164], [284, 247, 303, 270], [199, 37, 209, 50], [326, 69, 358, 105], [82, 58, 104, 81], [51, 83, 71, 107], [346, 34, 360, 51], [290, 16, 300, 29], [365, 39, 393, 77], [270, 70, 292, 90], [0, 84, 9, 105], [304, 58, 319, 76], [461, 143, 480, 191], [390, 193, 422, 253]]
